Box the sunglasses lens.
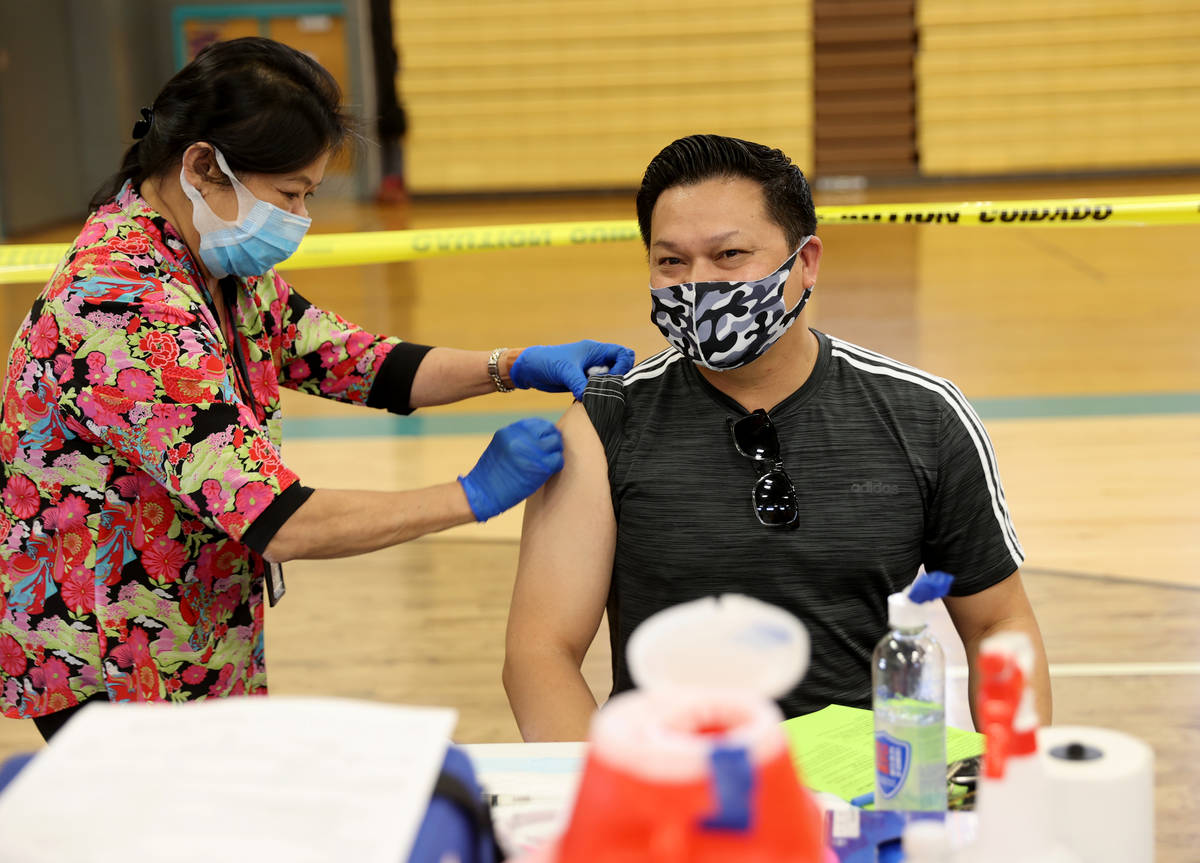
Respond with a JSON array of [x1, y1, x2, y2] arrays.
[[753, 469, 798, 526], [730, 410, 797, 528], [733, 410, 780, 461]]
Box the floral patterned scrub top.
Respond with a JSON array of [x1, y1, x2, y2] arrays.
[[0, 182, 430, 718]]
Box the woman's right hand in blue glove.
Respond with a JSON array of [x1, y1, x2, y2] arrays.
[[458, 417, 564, 521]]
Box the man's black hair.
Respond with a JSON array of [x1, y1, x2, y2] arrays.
[[635, 134, 816, 248]]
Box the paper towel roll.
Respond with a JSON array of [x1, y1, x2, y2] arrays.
[[1038, 725, 1155, 863]]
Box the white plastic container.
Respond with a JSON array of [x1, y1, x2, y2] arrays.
[[968, 632, 1079, 863]]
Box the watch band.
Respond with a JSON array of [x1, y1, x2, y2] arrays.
[[488, 347, 515, 393]]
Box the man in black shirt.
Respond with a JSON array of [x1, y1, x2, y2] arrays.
[[503, 134, 1051, 741]]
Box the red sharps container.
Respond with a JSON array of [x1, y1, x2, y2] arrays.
[[521, 595, 835, 863]]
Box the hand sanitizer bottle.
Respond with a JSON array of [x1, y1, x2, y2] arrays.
[[873, 571, 953, 811]]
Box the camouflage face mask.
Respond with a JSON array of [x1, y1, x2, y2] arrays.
[[649, 237, 813, 371]]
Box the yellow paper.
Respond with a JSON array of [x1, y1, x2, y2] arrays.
[[783, 704, 984, 801]]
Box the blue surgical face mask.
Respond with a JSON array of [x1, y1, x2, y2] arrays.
[[649, 236, 814, 370], [179, 147, 311, 279]]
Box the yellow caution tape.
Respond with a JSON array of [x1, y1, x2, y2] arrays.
[[816, 194, 1200, 226], [280, 219, 641, 271], [0, 243, 78, 286], [0, 221, 641, 286], [1, 195, 1196, 286]]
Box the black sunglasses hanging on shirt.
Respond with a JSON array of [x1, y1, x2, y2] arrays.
[[727, 409, 800, 529]]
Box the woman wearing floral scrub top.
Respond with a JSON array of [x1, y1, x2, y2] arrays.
[[0, 38, 633, 740]]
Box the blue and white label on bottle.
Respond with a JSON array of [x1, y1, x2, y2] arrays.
[[875, 731, 911, 799]]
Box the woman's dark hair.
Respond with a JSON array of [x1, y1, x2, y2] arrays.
[[90, 36, 353, 210], [635, 134, 817, 248]]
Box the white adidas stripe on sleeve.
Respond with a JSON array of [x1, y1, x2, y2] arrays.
[[829, 340, 1024, 567]]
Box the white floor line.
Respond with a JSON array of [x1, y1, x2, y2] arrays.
[[948, 661, 1200, 679]]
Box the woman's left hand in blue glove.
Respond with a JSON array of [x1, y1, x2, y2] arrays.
[[509, 340, 635, 399], [459, 417, 564, 522]]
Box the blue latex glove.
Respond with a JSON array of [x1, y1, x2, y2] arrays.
[[509, 340, 636, 400], [459, 417, 564, 521]]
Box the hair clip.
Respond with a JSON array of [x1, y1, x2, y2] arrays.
[[131, 106, 154, 140]]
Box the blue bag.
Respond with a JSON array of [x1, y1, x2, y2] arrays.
[[408, 745, 504, 863]]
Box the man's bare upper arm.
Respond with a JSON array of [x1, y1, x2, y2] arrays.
[[507, 400, 616, 664], [943, 570, 1035, 646], [943, 569, 1053, 725]]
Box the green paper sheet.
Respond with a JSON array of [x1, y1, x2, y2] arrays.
[[783, 704, 985, 801]]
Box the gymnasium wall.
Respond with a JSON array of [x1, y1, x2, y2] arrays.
[[917, 0, 1200, 176], [393, 0, 814, 193], [392, 0, 1200, 193]]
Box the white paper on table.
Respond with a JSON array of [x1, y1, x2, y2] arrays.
[[461, 742, 586, 857], [463, 741, 586, 804], [0, 696, 457, 863]]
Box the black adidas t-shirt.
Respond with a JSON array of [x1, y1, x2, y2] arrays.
[[581, 330, 1023, 716]]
